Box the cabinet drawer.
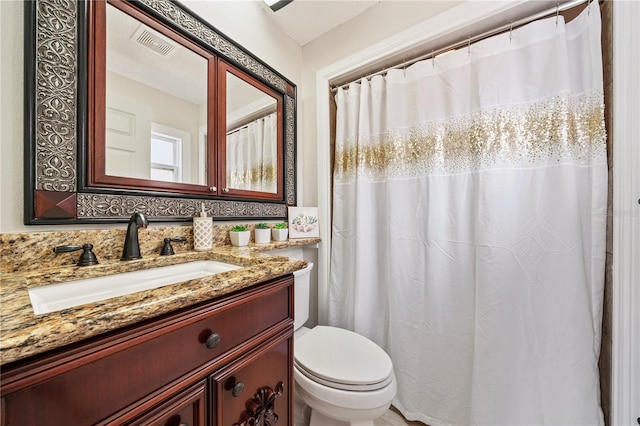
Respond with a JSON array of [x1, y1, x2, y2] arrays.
[[127, 381, 206, 426], [1, 277, 292, 426], [210, 329, 293, 426]]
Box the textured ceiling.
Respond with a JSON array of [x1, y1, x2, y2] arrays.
[[258, 0, 381, 46]]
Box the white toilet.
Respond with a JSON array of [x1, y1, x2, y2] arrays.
[[270, 248, 397, 426]]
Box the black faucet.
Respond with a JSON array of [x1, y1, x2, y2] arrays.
[[121, 212, 149, 261]]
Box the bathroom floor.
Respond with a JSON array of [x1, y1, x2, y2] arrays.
[[375, 406, 427, 426], [295, 395, 427, 426], [294, 398, 427, 426]]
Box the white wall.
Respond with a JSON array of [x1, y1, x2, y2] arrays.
[[0, 0, 302, 234], [0, 1, 25, 233]]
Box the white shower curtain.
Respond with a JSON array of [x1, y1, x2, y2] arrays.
[[330, 5, 606, 425], [226, 112, 277, 193]]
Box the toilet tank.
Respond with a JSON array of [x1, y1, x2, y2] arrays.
[[267, 247, 313, 330]]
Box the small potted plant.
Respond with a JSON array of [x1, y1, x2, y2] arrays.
[[229, 225, 250, 247], [254, 223, 271, 244], [271, 222, 288, 242]]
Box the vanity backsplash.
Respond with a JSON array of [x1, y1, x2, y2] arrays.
[[0, 223, 285, 274]]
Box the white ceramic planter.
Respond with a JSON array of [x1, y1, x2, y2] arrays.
[[271, 227, 288, 242], [229, 231, 250, 247], [254, 228, 271, 244]]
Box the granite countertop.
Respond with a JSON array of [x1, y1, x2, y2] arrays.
[[0, 239, 319, 366]]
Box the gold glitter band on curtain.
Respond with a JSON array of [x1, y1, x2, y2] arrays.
[[334, 92, 606, 182], [229, 164, 277, 190]]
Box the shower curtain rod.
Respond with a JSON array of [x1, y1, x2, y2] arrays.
[[227, 121, 253, 136], [330, 0, 598, 93], [227, 111, 275, 135]]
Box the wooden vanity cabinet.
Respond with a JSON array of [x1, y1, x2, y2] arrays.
[[0, 275, 294, 426]]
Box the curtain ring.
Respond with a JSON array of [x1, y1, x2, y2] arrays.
[[588, 0, 591, 15], [431, 50, 435, 68], [556, 3, 559, 26], [509, 21, 513, 43], [467, 37, 471, 57]]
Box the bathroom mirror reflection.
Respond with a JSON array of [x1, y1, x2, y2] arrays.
[[104, 3, 208, 185], [90, 0, 216, 193], [226, 71, 278, 193]]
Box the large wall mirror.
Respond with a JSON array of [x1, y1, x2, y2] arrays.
[[24, 0, 296, 224]]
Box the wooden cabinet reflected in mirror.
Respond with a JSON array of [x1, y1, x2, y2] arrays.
[[24, 0, 296, 224]]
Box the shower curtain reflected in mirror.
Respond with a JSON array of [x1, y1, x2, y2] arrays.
[[330, 5, 606, 425], [226, 112, 277, 193]]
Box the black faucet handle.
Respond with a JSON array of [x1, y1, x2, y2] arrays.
[[160, 237, 187, 256], [77, 244, 99, 266], [53, 244, 99, 266], [53, 244, 83, 253]]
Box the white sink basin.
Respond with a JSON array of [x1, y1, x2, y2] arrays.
[[28, 260, 241, 315]]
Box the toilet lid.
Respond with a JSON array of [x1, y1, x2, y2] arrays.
[[294, 326, 394, 391]]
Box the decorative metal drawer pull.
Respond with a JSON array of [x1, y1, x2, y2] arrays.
[[233, 381, 284, 426]]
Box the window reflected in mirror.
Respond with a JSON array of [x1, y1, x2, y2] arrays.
[[103, 2, 209, 185], [225, 72, 278, 194], [150, 130, 182, 182]]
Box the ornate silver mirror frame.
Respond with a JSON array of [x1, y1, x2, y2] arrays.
[[24, 0, 296, 224]]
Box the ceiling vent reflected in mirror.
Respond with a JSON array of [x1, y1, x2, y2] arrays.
[[131, 25, 177, 59]]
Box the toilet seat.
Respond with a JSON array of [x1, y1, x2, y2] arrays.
[[294, 326, 393, 392]]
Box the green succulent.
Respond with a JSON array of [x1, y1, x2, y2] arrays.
[[255, 222, 269, 229], [231, 225, 248, 232], [273, 223, 287, 229]]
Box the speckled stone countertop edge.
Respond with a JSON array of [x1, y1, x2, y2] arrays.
[[0, 238, 319, 366]]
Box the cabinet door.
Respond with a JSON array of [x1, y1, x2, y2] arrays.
[[210, 329, 292, 426], [126, 381, 206, 426]]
